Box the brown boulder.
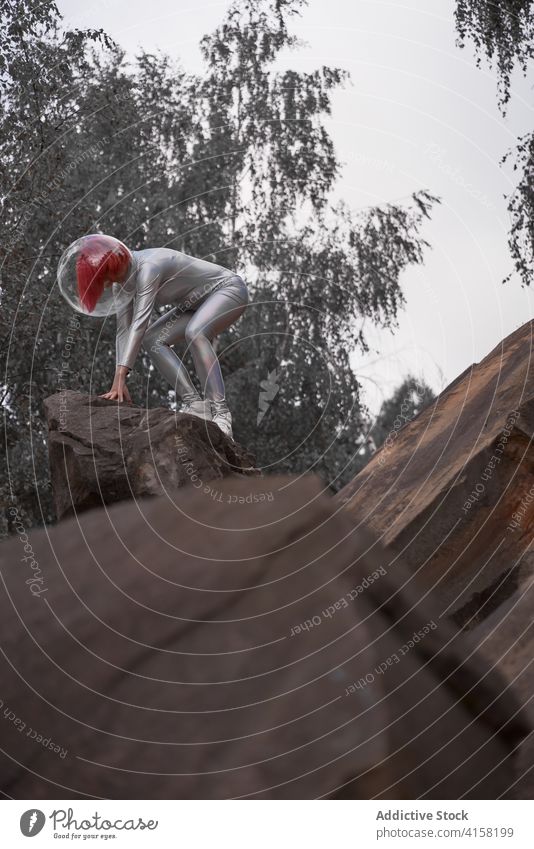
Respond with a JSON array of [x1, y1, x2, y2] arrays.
[[337, 320, 534, 621], [468, 557, 534, 799], [44, 391, 259, 520]]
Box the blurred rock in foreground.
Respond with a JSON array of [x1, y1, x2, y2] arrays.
[[0, 474, 528, 799]]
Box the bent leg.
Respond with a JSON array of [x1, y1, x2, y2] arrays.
[[184, 280, 249, 403], [143, 308, 199, 400]]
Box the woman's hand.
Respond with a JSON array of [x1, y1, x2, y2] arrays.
[[100, 366, 132, 403]]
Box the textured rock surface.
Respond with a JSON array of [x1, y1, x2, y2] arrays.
[[337, 320, 534, 619], [45, 391, 260, 520], [337, 320, 534, 797], [468, 557, 534, 800], [0, 475, 527, 799]]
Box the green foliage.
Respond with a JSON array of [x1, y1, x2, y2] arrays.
[[502, 131, 534, 287], [455, 0, 534, 111], [370, 374, 436, 451], [0, 0, 438, 531], [454, 1, 534, 287]]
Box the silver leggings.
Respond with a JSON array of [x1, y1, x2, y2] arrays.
[[142, 275, 249, 403]]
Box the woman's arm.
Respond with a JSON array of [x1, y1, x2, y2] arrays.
[[116, 265, 159, 370], [100, 266, 159, 402], [115, 296, 134, 368], [100, 365, 131, 403]]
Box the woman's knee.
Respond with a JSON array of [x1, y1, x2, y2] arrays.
[[184, 321, 204, 347], [143, 324, 169, 355], [230, 274, 249, 304]]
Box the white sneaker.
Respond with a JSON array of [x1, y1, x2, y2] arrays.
[[211, 400, 233, 439], [178, 397, 212, 421]]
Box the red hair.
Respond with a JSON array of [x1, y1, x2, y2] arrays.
[[76, 235, 130, 312]]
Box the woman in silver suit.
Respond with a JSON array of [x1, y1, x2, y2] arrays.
[[60, 234, 249, 438]]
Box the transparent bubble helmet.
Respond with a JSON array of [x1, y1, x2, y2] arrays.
[[57, 234, 135, 317]]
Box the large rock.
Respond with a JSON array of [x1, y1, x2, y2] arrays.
[[468, 557, 534, 799], [0, 474, 528, 799], [45, 391, 259, 520], [337, 320, 534, 797], [338, 320, 534, 621]]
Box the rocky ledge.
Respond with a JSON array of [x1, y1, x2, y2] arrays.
[[44, 391, 260, 520]]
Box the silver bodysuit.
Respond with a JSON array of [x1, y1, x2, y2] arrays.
[[114, 248, 249, 403]]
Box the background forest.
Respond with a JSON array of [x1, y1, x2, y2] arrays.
[[3, 0, 531, 532]]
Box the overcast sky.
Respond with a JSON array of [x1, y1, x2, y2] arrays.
[[57, 0, 534, 414]]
